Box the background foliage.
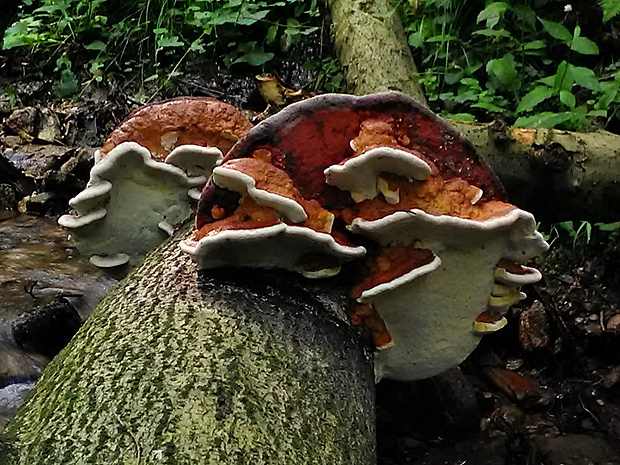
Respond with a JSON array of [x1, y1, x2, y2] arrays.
[[400, 0, 620, 130], [2, 0, 340, 98], [3, 0, 620, 131]]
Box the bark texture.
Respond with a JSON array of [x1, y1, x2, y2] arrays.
[[326, 0, 426, 104], [327, 0, 620, 222], [3, 230, 376, 464], [454, 122, 620, 222]]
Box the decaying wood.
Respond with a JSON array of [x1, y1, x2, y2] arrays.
[[326, 0, 426, 104], [326, 0, 620, 222], [3, 229, 376, 464], [454, 122, 620, 222]]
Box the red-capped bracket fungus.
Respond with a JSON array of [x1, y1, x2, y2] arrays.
[[180, 92, 548, 382], [59, 98, 253, 268]]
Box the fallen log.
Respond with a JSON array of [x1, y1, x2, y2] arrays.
[[2, 229, 376, 464], [326, 0, 620, 222]]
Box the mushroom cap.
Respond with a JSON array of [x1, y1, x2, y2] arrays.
[[324, 146, 432, 203], [100, 97, 253, 162], [180, 223, 366, 274], [59, 142, 208, 261], [196, 92, 505, 227]]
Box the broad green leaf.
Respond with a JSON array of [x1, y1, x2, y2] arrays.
[[596, 221, 620, 231], [559, 90, 576, 109], [568, 64, 601, 91], [571, 36, 600, 55], [471, 101, 508, 113], [157, 36, 184, 48], [514, 111, 573, 128], [486, 55, 518, 87], [601, 0, 620, 21], [266, 24, 278, 44], [553, 61, 573, 92], [539, 18, 572, 43], [512, 4, 537, 31], [476, 2, 510, 29], [523, 40, 546, 50], [85, 40, 106, 51], [516, 86, 555, 113], [473, 28, 511, 38], [233, 51, 274, 66]]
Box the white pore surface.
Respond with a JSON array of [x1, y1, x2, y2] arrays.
[[324, 147, 432, 202], [351, 208, 548, 381], [58, 142, 210, 263], [181, 223, 366, 276]]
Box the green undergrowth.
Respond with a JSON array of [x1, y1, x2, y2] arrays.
[[539, 220, 620, 260], [2, 0, 341, 99], [398, 0, 620, 131]]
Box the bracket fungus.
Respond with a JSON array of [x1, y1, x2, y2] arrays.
[[180, 92, 548, 381], [59, 97, 252, 267]]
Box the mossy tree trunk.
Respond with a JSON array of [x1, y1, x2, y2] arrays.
[[3, 231, 376, 464], [326, 0, 620, 222]]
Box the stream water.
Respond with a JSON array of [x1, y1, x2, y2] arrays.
[[0, 213, 118, 428]]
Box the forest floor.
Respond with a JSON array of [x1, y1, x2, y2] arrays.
[[1, 45, 620, 465]]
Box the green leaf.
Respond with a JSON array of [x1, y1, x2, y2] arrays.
[[233, 51, 274, 66], [523, 40, 546, 50], [54, 69, 78, 98], [516, 86, 555, 113], [486, 55, 518, 87], [157, 36, 184, 48], [568, 64, 601, 91], [471, 101, 508, 113], [473, 28, 511, 38], [514, 111, 573, 128], [539, 17, 572, 43], [266, 24, 278, 44], [600, 0, 620, 21], [476, 2, 510, 29], [596, 221, 620, 231], [559, 90, 576, 109], [570, 36, 600, 55], [512, 4, 537, 31], [553, 61, 573, 92], [85, 40, 106, 51]]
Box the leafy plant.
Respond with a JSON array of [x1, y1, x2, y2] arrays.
[[400, 0, 620, 130], [2, 0, 329, 96]]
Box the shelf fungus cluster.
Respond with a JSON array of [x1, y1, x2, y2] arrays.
[[58, 97, 252, 267], [182, 93, 548, 382]]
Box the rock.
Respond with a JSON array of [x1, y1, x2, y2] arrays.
[[3, 145, 74, 179], [607, 313, 620, 331], [5, 107, 38, 142], [519, 300, 551, 350], [484, 367, 554, 407], [0, 381, 36, 431], [0, 184, 16, 211], [35, 107, 61, 143], [17, 191, 59, 215], [11, 299, 82, 358], [377, 367, 480, 442], [534, 434, 620, 465]]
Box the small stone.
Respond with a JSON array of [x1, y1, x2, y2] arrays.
[[606, 314, 620, 331], [11, 299, 82, 358], [36, 107, 61, 143], [519, 300, 550, 351], [589, 313, 599, 321], [5, 107, 38, 142]]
